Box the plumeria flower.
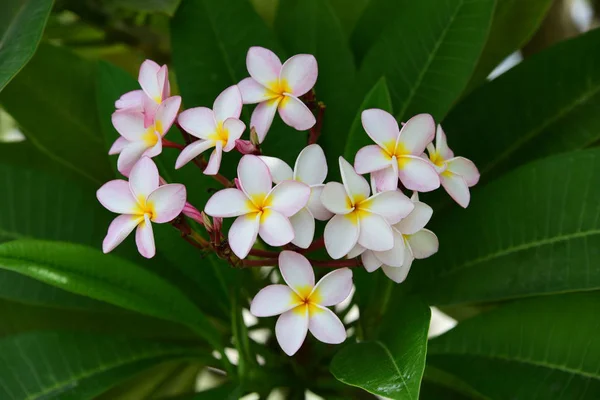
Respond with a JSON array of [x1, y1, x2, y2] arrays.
[[110, 96, 181, 176], [321, 157, 414, 259], [250, 251, 352, 356], [258, 144, 333, 248], [175, 86, 246, 175], [238, 46, 317, 143], [428, 125, 480, 208], [354, 109, 440, 192], [348, 192, 438, 283], [204, 155, 310, 259], [96, 157, 187, 258]]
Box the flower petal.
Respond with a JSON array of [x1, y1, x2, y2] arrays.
[[177, 107, 217, 140], [408, 229, 439, 259], [362, 250, 383, 272], [357, 212, 393, 251], [446, 157, 480, 187], [441, 172, 471, 208], [347, 244, 366, 259], [112, 110, 146, 141], [278, 95, 316, 131], [103, 214, 142, 253], [136, 214, 155, 258], [382, 264, 411, 284], [359, 190, 414, 225], [223, 118, 246, 152], [294, 144, 327, 185], [238, 77, 278, 104], [203, 142, 223, 175], [129, 157, 159, 201], [311, 268, 352, 307], [97, 180, 140, 214], [251, 284, 301, 317], [321, 182, 352, 215], [396, 113, 435, 155], [396, 200, 433, 235], [229, 213, 260, 259], [279, 54, 318, 97], [115, 90, 144, 111], [373, 229, 405, 267], [146, 184, 186, 223], [109, 136, 130, 155], [117, 141, 149, 177], [138, 60, 162, 102], [259, 209, 295, 246], [339, 157, 370, 205], [435, 124, 454, 160], [324, 213, 360, 259], [205, 188, 252, 217], [397, 155, 440, 192], [251, 97, 281, 143], [276, 306, 309, 356], [158, 64, 170, 99], [155, 96, 181, 136], [370, 164, 398, 193], [361, 108, 400, 154], [213, 85, 243, 122], [257, 156, 293, 184], [354, 145, 392, 174], [175, 140, 216, 169], [265, 180, 310, 217], [279, 250, 315, 294], [308, 306, 346, 344], [247, 46, 283, 89], [289, 207, 315, 249], [307, 185, 333, 221], [237, 155, 272, 206]]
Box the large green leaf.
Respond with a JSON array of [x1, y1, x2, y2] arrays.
[[0, 240, 222, 347], [0, 43, 112, 184], [330, 297, 430, 399], [443, 28, 600, 182], [0, 331, 208, 400], [428, 293, 600, 399], [409, 148, 600, 305], [104, 0, 182, 15], [328, 0, 369, 38], [357, 0, 495, 122], [0, 0, 53, 92]]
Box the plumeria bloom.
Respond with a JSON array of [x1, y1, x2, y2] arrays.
[[348, 193, 438, 283], [428, 125, 480, 208], [259, 144, 333, 248], [238, 46, 317, 142], [96, 157, 187, 258], [110, 96, 181, 176], [250, 251, 352, 356], [204, 155, 310, 259], [176, 86, 246, 174], [354, 109, 440, 192], [321, 157, 414, 259]]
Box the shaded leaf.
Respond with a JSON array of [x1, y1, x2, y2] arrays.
[[104, 0, 182, 16], [329, 0, 369, 38]]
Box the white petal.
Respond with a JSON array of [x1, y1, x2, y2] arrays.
[[441, 172, 471, 208], [307, 185, 333, 221], [408, 229, 439, 259], [238, 155, 272, 204], [435, 124, 454, 160], [354, 145, 392, 174], [177, 107, 217, 140], [362, 250, 383, 272], [258, 209, 295, 247], [361, 108, 400, 154], [213, 85, 243, 122], [279, 54, 318, 97], [370, 164, 398, 193], [397, 155, 440, 192], [223, 118, 246, 151], [97, 180, 140, 214], [278, 95, 316, 131], [138, 60, 162, 102], [373, 229, 405, 267], [229, 213, 260, 259], [357, 212, 393, 251], [112, 110, 146, 141], [308, 306, 346, 344], [276, 306, 308, 356], [358, 190, 414, 225], [347, 244, 366, 259], [290, 208, 315, 249], [129, 157, 159, 201], [115, 90, 145, 111], [251, 98, 281, 143], [109, 136, 130, 155], [321, 182, 353, 215], [246, 46, 283, 89], [238, 77, 278, 104], [279, 250, 315, 295], [311, 268, 352, 307], [396, 201, 433, 235], [155, 96, 181, 136], [382, 264, 411, 284], [103, 215, 142, 253], [324, 213, 359, 259], [135, 214, 155, 258], [265, 180, 310, 217], [258, 156, 293, 184], [396, 113, 435, 155], [146, 184, 187, 223], [294, 144, 327, 185], [175, 140, 216, 169], [339, 157, 370, 205], [250, 285, 300, 317], [446, 157, 480, 187], [117, 141, 149, 177], [203, 142, 223, 175], [205, 188, 253, 217]]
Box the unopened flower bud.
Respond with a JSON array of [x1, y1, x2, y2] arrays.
[[235, 139, 260, 155], [182, 202, 203, 225], [234, 177, 242, 191], [201, 211, 213, 232], [250, 127, 260, 146]]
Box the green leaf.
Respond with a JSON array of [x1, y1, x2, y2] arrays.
[[443, 28, 600, 182], [0, 0, 53, 92], [409, 148, 600, 305], [104, 0, 182, 16], [428, 293, 600, 399], [466, 0, 553, 90], [0, 331, 208, 400], [331, 297, 430, 399], [328, 0, 369, 38], [357, 0, 495, 122], [0, 43, 112, 184], [0, 239, 222, 347]]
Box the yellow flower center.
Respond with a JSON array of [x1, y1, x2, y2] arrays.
[[291, 285, 323, 316], [208, 121, 229, 145]]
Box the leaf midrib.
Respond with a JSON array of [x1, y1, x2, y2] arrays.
[[375, 340, 415, 400]]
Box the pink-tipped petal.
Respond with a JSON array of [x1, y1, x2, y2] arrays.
[[158, 65, 170, 99], [238, 77, 278, 104], [129, 157, 159, 201], [312, 268, 352, 307], [279, 250, 315, 293], [203, 142, 223, 175], [136, 214, 155, 258], [251, 284, 300, 317], [357, 212, 393, 251], [223, 118, 246, 152], [258, 156, 293, 184], [229, 213, 261, 259], [359, 190, 414, 225], [115, 90, 145, 111], [175, 140, 215, 169], [339, 157, 370, 205], [97, 180, 140, 214], [178, 107, 217, 140], [251, 98, 281, 143], [278, 95, 316, 131], [276, 306, 309, 356], [408, 229, 439, 259], [294, 144, 327, 185], [354, 145, 393, 174], [146, 184, 186, 223], [324, 214, 360, 259], [396, 113, 435, 155], [103, 214, 142, 253], [247, 46, 283, 89], [396, 201, 433, 235], [370, 164, 398, 193], [279, 54, 318, 97], [258, 210, 294, 248], [265, 180, 310, 217], [238, 155, 272, 203], [290, 207, 315, 249], [138, 60, 162, 102], [155, 96, 181, 135], [321, 182, 352, 215], [362, 250, 383, 272], [308, 306, 346, 344], [307, 185, 333, 221], [112, 110, 147, 141], [205, 188, 252, 217], [117, 141, 149, 177], [435, 124, 454, 160], [108, 137, 130, 155], [446, 157, 480, 187], [213, 85, 243, 122], [397, 156, 440, 192], [441, 172, 470, 208], [361, 109, 400, 154], [373, 229, 405, 267], [347, 244, 366, 259]]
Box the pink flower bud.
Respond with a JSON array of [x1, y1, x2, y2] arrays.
[[235, 139, 260, 155], [182, 202, 203, 225], [234, 177, 242, 191]]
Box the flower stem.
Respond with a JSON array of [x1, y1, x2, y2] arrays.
[[248, 248, 279, 258], [162, 138, 185, 150], [241, 256, 361, 268]]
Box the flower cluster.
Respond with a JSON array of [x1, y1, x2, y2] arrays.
[[97, 46, 479, 355]]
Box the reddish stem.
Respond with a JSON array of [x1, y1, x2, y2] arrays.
[[162, 138, 185, 150], [300, 236, 325, 253], [308, 102, 326, 145], [248, 248, 279, 258], [242, 256, 361, 269]]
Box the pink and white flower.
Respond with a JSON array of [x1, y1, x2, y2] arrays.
[[110, 96, 181, 176], [204, 155, 310, 259], [321, 157, 414, 259], [348, 193, 438, 283], [354, 109, 440, 192], [427, 125, 480, 208], [259, 144, 333, 248], [250, 251, 352, 356], [96, 157, 187, 258], [238, 46, 317, 143], [175, 86, 246, 175]]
